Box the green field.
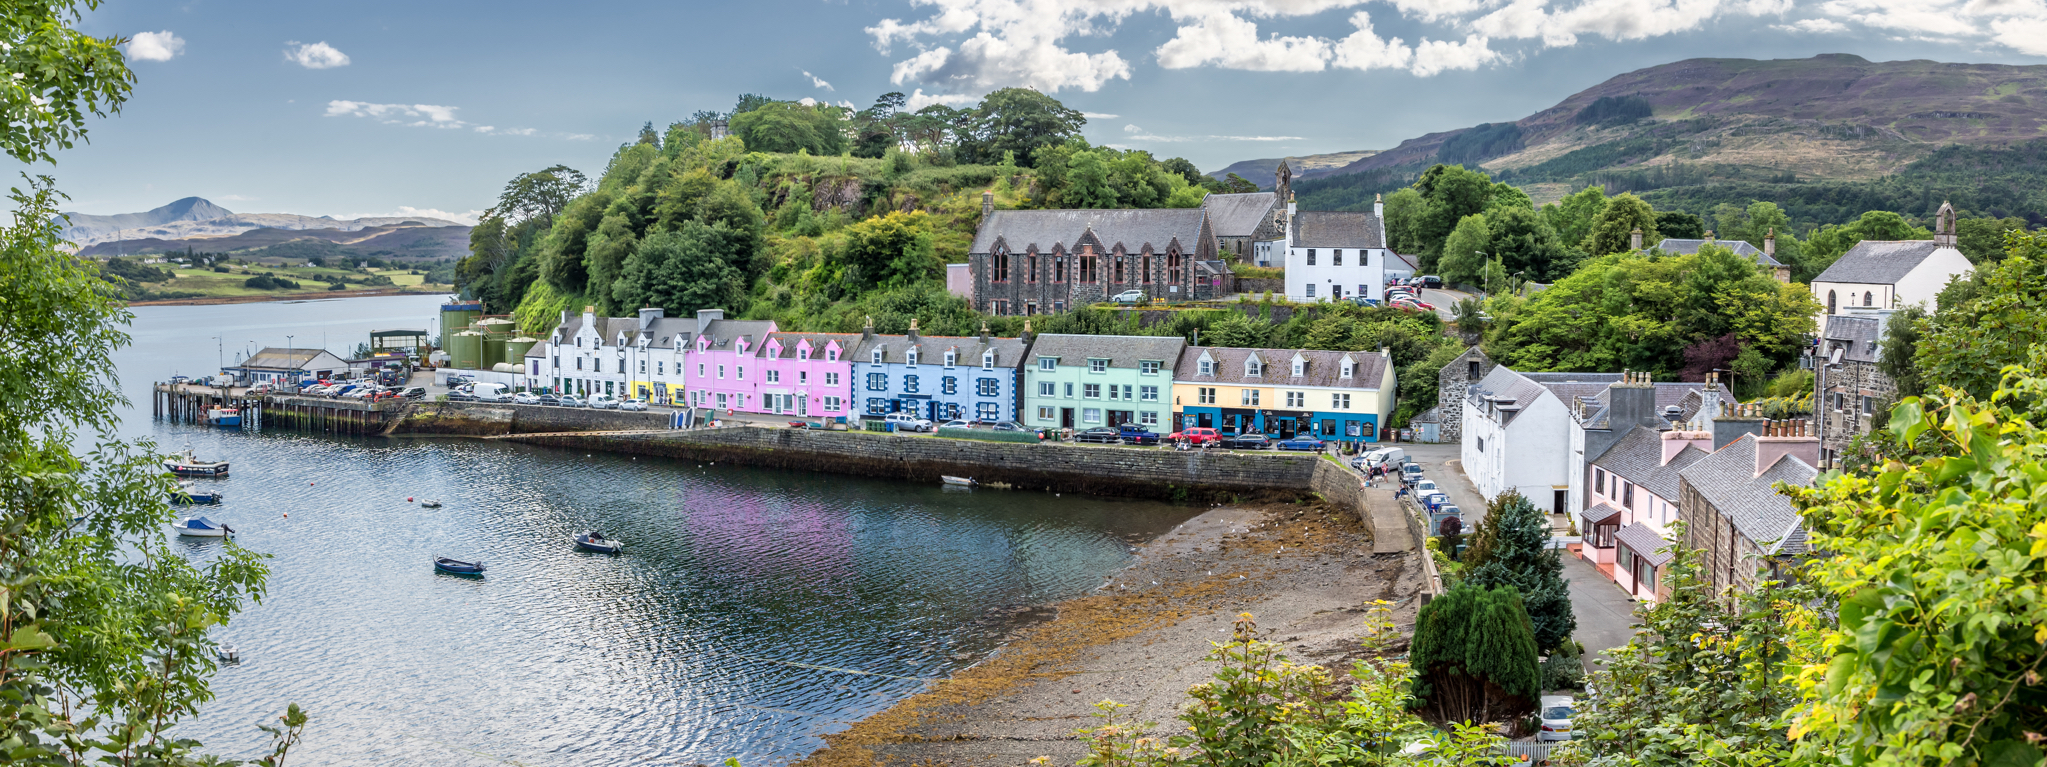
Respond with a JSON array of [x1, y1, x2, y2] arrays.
[[139, 264, 451, 300]]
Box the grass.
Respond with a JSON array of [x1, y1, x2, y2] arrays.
[[142, 265, 446, 300]]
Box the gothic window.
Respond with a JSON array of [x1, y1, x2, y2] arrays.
[[1864, 291, 1874, 307], [1827, 290, 1837, 314], [1028, 253, 1038, 282], [1114, 257, 1124, 283], [1055, 258, 1066, 282], [994, 250, 1010, 282], [1141, 255, 1150, 283]]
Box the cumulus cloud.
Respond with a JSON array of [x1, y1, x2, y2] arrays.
[[1332, 12, 1415, 70], [804, 70, 835, 90], [1411, 34, 1501, 75], [1156, 12, 1333, 71], [1774, 17, 1850, 30], [326, 100, 466, 128], [904, 88, 980, 110], [285, 41, 350, 69], [1123, 123, 1303, 141], [474, 126, 538, 136], [1083, 111, 1120, 118], [127, 31, 184, 62]]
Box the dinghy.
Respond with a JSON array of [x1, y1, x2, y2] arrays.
[[419, 499, 443, 508], [216, 642, 242, 664], [174, 516, 233, 537], [941, 475, 975, 487], [171, 481, 224, 505], [433, 556, 486, 575], [574, 532, 622, 554], [165, 447, 230, 477]]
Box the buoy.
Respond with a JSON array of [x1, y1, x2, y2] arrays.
[[283, 513, 288, 518], [407, 497, 414, 502], [309, 481, 315, 486]]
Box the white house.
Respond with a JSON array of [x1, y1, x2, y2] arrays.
[[1812, 202, 1974, 315], [1282, 196, 1389, 304], [1461, 366, 1576, 506]]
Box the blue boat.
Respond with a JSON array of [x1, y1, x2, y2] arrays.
[[206, 407, 242, 428], [174, 516, 233, 537], [171, 481, 224, 505], [433, 556, 486, 576], [574, 532, 622, 554]]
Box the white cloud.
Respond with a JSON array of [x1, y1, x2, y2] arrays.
[[474, 126, 538, 136], [217, 194, 257, 202], [1122, 123, 1303, 141], [565, 133, 595, 141], [127, 31, 184, 62], [326, 100, 467, 128], [1156, 12, 1333, 71], [1773, 17, 1850, 31], [804, 70, 835, 91], [1332, 11, 1415, 70], [904, 88, 979, 110], [1083, 111, 1120, 118], [285, 41, 350, 69], [1991, 13, 2047, 53], [1410, 34, 1501, 75]]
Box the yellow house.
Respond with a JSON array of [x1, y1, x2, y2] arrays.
[[1171, 347, 1396, 441]]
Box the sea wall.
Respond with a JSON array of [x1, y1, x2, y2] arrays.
[[502, 426, 1321, 501], [391, 400, 670, 436]]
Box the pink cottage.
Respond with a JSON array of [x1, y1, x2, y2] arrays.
[[755, 332, 859, 421], [686, 310, 777, 413]]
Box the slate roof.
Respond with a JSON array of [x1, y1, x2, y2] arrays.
[[1677, 434, 1817, 556], [1821, 314, 1882, 364], [1289, 211, 1385, 249], [1173, 346, 1389, 390], [1582, 502, 1622, 526], [1202, 192, 1278, 237], [1615, 522, 1676, 567], [640, 317, 699, 347], [697, 319, 776, 351], [1590, 426, 1710, 501], [1391, 251, 1421, 271], [552, 314, 644, 347], [1028, 334, 1186, 371], [525, 340, 550, 360], [1465, 365, 1552, 424], [1575, 382, 1727, 428], [970, 209, 1207, 255], [1411, 406, 1441, 424], [761, 332, 861, 360], [850, 332, 1030, 368], [1655, 238, 1785, 268], [1813, 240, 1946, 285], [239, 348, 338, 370]]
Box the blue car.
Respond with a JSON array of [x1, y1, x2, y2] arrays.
[[1277, 435, 1325, 452]]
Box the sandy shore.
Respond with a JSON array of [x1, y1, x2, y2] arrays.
[[798, 492, 1425, 767], [127, 286, 447, 306]]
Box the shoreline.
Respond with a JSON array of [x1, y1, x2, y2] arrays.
[[797, 490, 1423, 767], [127, 287, 448, 307]]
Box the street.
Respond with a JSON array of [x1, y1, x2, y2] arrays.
[[1420, 286, 1473, 321]]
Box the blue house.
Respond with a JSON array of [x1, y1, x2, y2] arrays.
[[848, 319, 1028, 423]]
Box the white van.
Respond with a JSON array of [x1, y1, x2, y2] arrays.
[[470, 382, 511, 403], [1355, 446, 1406, 472]]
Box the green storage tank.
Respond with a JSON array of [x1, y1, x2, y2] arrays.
[[440, 302, 483, 338], [447, 330, 485, 371], [504, 336, 539, 366], [482, 335, 506, 369]]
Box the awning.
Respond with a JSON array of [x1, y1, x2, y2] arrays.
[[1581, 503, 1622, 527], [1616, 522, 1675, 567]]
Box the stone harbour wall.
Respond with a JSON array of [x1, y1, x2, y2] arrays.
[[391, 401, 671, 436]]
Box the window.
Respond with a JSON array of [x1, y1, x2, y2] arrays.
[[976, 402, 1000, 420], [1245, 360, 1262, 377], [717, 365, 725, 379], [1088, 359, 1107, 373], [798, 371, 807, 384], [1827, 290, 1837, 314], [866, 398, 889, 415], [1199, 359, 1214, 375], [1864, 291, 1874, 307], [982, 351, 995, 370], [577, 337, 583, 348], [1039, 358, 1057, 372], [1083, 408, 1102, 423], [1038, 406, 1055, 420], [1241, 389, 1261, 406], [1361, 251, 1369, 266], [576, 358, 583, 370], [1053, 301, 1065, 312], [1039, 381, 1056, 397], [1340, 362, 1352, 379], [1333, 249, 1343, 266], [1595, 468, 1606, 495], [1140, 385, 1158, 401], [1468, 361, 1481, 379], [1333, 393, 1351, 409], [798, 347, 809, 361], [553, 355, 560, 369], [1305, 284, 1315, 297], [1198, 387, 1216, 404], [866, 372, 888, 391], [1307, 249, 1316, 266], [1286, 391, 1305, 407], [823, 396, 842, 411], [735, 366, 744, 380], [906, 350, 918, 366], [1119, 384, 1134, 399], [1114, 257, 1124, 283], [1477, 437, 1485, 452], [993, 250, 1009, 282], [1140, 360, 1160, 375], [1065, 383, 1074, 397], [977, 378, 1000, 396], [1622, 481, 1635, 508], [942, 376, 957, 395], [1054, 258, 1066, 282], [944, 351, 956, 367], [766, 370, 781, 384], [872, 350, 884, 365], [658, 361, 665, 376], [639, 359, 647, 374], [698, 364, 706, 377], [1140, 411, 1159, 426], [903, 375, 920, 393], [825, 372, 840, 387], [827, 349, 839, 362], [1027, 254, 1037, 282], [1084, 383, 1102, 398], [1860, 395, 1874, 414], [618, 359, 626, 373], [1292, 360, 1304, 376]]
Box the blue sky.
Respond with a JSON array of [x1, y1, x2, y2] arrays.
[[48, 0, 2047, 221]]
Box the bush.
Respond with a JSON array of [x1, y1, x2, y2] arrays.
[[243, 274, 301, 290]]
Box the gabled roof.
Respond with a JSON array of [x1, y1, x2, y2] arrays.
[[1201, 192, 1279, 237], [238, 348, 339, 370], [761, 332, 861, 360], [641, 317, 699, 347], [850, 332, 1030, 367], [697, 319, 776, 351], [1677, 434, 1818, 556], [1465, 365, 1553, 424], [1391, 251, 1421, 271], [970, 209, 1207, 255], [1820, 314, 1883, 364], [1615, 522, 1675, 567], [1813, 240, 1948, 285], [1028, 334, 1185, 370], [1590, 426, 1709, 501], [1655, 238, 1784, 268], [1289, 210, 1384, 249], [1172, 346, 1388, 390], [525, 340, 551, 359]]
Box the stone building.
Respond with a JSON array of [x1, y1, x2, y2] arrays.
[[967, 194, 1218, 315], [1678, 413, 1818, 595], [1813, 313, 1895, 469], [1654, 232, 1791, 282], [1434, 345, 1496, 444]]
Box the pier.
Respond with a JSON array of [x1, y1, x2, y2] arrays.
[[152, 383, 405, 437]]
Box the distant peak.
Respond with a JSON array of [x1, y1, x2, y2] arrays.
[[1811, 53, 1870, 63]]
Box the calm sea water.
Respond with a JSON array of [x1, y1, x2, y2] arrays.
[[113, 296, 1192, 765]]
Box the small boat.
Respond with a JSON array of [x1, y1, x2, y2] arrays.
[[206, 407, 242, 428], [165, 447, 229, 478], [941, 475, 975, 487], [419, 499, 443, 508], [216, 642, 242, 664], [171, 480, 224, 505], [574, 532, 622, 554], [174, 516, 233, 537], [433, 556, 486, 576]]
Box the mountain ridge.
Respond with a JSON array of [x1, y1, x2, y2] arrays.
[[61, 197, 466, 250]]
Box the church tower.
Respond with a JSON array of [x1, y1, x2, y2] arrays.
[[1274, 159, 1292, 200], [1934, 200, 1957, 247]]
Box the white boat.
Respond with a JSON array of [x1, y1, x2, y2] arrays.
[[216, 642, 242, 663], [420, 499, 443, 508], [165, 447, 230, 477], [941, 475, 975, 487], [174, 516, 234, 537]]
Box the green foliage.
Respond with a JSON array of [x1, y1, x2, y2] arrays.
[[98, 256, 172, 284], [1637, 139, 2047, 229], [1459, 491, 1575, 654], [835, 210, 939, 290], [1438, 215, 1490, 287], [1066, 149, 1120, 208], [1542, 186, 1607, 254], [1655, 209, 1704, 239], [1574, 95, 1653, 127], [1437, 123, 1524, 166], [1383, 188, 1428, 254], [1201, 313, 1275, 348], [1913, 230, 2047, 401], [0, 0, 134, 165], [1802, 210, 1931, 280], [1955, 215, 2033, 264], [1876, 304, 1925, 400], [1580, 192, 1658, 255], [242, 274, 302, 290], [1409, 584, 1542, 724], [1413, 165, 1498, 268], [1485, 205, 1574, 282], [728, 101, 848, 155], [611, 222, 751, 316], [965, 87, 1086, 167]]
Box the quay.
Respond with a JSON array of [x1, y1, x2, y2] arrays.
[[153, 383, 405, 437]]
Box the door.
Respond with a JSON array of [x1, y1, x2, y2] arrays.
[[1061, 408, 1075, 428], [1198, 412, 1213, 428], [798, 396, 808, 417], [1554, 489, 1567, 515]]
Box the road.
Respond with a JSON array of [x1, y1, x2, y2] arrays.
[[1419, 287, 1474, 321]]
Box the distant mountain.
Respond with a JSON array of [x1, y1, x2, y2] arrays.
[[77, 222, 472, 261], [1207, 150, 1380, 188], [60, 197, 466, 250], [1248, 54, 2047, 224]]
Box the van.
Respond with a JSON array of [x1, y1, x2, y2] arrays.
[[470, 382, 510, 403], [1362, 447, 1406, 468]]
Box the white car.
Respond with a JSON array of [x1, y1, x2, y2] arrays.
[[620, 398, 648, 411], [1413, 479, 1440, 496], [1538, 695, 1576, 741], [937, 419, 973, 430], [587, 394, 620, 410], [512, 392, 541, 405], [882, 413, 932, 432]]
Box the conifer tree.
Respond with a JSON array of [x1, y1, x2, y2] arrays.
[[1461, 491, 1576, 654], [1409, 584, 1541, 724]]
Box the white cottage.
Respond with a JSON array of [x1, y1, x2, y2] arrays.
[[1812, 202, 1974, 315], [1282, 196, 1390, 304]]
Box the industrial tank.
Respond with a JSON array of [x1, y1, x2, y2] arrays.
[[447, 330, 485, 370], [504, 336, 539, 366], [440, 302, 483, 338]]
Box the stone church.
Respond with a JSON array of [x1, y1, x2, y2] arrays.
[[967, 194, 1221, 315]]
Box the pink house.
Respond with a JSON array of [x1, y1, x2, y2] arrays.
[[686, 310, 777, 413], [755, 332, 859, 421], [1579, 425, 1714, 602]]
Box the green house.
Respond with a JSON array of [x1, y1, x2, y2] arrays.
[[1022, 334, 1186, 431]]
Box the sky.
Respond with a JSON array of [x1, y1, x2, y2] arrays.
[[44, 0, 2047, 222]]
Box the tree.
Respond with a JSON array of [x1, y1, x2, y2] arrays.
[[611, 222, 750, 315], [1803, 210, 1932, 278], [967, 87, 1086, 167], [1654, 209, 1704, 239], [0, 0, 133, 164], [1412, 165, 1496, 268], [836, 211, 940, 290], [1485, 205, 1573, 282], [1913, 230, 2047, 400], [1460, 491, 1575, 654], [1066, 150, 1119, 209], [1955, 215, 2031, 264], [1202, 313, 1272, 348], [1876, 304, 1925, 400], [728, 101, 847, 155], [1218, 173, 1258, 194], [1383, 187, 1429, 254], [1408, 584, 1542, 724], [485, 165, 588, 229], [1438, 214, 1490, 287], [1580, 192, 1657, 255], [1159, 157, 1205, 186]]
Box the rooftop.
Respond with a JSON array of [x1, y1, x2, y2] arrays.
[[970, 208, 1207, 256], [1173, 346, 1388, 390], [1812, 240, 1949, 285], [1288, 210, 1385, 249], [1677, 433, 1817, 556], [1029, 334, 1186, 370]]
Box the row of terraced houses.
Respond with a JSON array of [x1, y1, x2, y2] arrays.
[[514, 305, 1398, 441]]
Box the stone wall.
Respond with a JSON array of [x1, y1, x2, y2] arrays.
[[1435, 345, 1494, 443], [503, 426, 1320, 501], [1817, 358, 1894, 466], [392, 401, 671, 436], [1237, 277, 1285, 295]]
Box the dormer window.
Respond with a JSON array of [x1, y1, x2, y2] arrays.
[[1039, 357, 1056, 372], [1198, 358, 1213, 375], [944, 351, 956, 367], [798, 346, 809, 361], [1341, 361, 1354, 378], [828, 349, 839, 361], [907, 349, 918, 366], [872, 350, 884, 365], [1291, 360, 1304, 377], [982, 351, 994, 370], [1246, 359, 1262, 377]]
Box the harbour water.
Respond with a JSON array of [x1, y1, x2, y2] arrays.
[[115, 296, 1195, 765]]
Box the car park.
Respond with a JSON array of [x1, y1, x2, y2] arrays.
[[1075, 426, 1123, 443], [1110, 289, 1147, 304], [1538, 695, 1575, 741], [513, 392, 541, 405], [1276, 435, 1325, 452], [1421, 492, 1450, 511], [1413, 479, 1439, 496], [882, 413, 932, 432], [1166, 426, 1222, 445], [1218, 432, 1272, 450], [621, 398, 649, 411]]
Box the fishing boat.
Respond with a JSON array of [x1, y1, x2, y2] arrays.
[[206, 407, 242, 428], [941, 475, 975, 487], [171, 480, 224, 505], [419, 499, 443, 508], [574, 531, 622, 554], [174, 516, 233, 537], [216, 642, 242, 664], [165, 447, 229, 478], [433, 556, 486, 576]]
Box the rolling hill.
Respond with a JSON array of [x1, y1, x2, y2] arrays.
[[1206, 149, 1380, 185], [1266, 54, 2047, 225], [60, 196, 467, 250], [77, 221, 472, 261]]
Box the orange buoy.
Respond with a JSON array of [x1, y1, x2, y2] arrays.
[[407, 497, 414, 502]]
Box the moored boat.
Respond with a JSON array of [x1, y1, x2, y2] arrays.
[[206, 407, 242, 428], [574, 531, 622, 554], [941, 475, 975, 487], [174, 516, 233, 537], [171, 480, 224, 505], [419, 499, 443, 508], [433, 556, 486, 575], [165, 447, 230, 478]]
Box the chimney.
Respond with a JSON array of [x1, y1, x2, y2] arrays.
[[1763, 229, 1776, 258], [1713, 401, 1768, 450], [982, 191, 994, 220], [1020, 319, 1033, 345], [907, 318, 921, 344], [638, 306, 664, 328], [583, 305, 596, 328], [1703, 229, 1715, 245], [979, 320, 990, 343], [1697, 372, 1723, 433], [695, 308, 724, 327], [1374, 192, 1384, 219], [1609, 370, 1661, 429], [1661, 423, 1714, 465], [1755, 418, 1820, 477], [1287, 191, 1297, 217], [1630, 228, 1643, 251], [559, 308, 570, 327], [862, 314, 875, 342]]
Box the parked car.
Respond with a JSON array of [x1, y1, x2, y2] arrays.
[[1347, 296, 1380, 307], [1538, 695, 1575, 742], [1110, 289, 1147, 304], [1075, 426, 1123, 444], [512, 392, 541, 405], [1167, 426, 1222, 445], [1436, 503, 1462, 520], [938, 419, 975, 430], [1401, 298, 1437, 311], [1219, 432, 1272, 450], [588, 394, 620, 409], [537, 394, 561, 406], [1116, 424, 1161, 445], [557, 395, 586, 408], [1355, 446, 1406, 472], [1400, 464, 1425, 484], [991, 421, 1027, 432], [1420, 275, 1443, 289], [882, 413, 932, 432], [1277, 435, 1325, 452], [400, 386, 426, 399], [1413, 479, 1440, 496], [621, 398, 648, 411], [249, 382, 275, 394], [1421, 491, 1450, 511]]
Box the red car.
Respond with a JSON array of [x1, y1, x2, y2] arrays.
[[1167, 427, 1222, 444]]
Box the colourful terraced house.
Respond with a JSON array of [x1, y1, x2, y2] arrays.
[[685, 310, 777, 413], [754, 331, 860, 421], [849, 319, 1029, 423], [1170, 346, 1395, 442], [1022, 333, 1184, 431]]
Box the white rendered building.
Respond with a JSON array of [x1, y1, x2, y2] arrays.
[[1282, 196, 1389, 304]]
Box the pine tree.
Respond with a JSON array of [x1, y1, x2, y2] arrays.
[[1462, 491, 1576, 654]]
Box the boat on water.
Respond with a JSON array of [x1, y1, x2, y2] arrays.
[[174, 516, 234, 537], [206, 407, 242, 428], [433, 556, 486, 575], [171, 480, 224, 505], [419, 499, 443, 508], [574, 532, 622, 554], [941, 475, 975, 487], [165, 447, 229, 478], [216, 642, 242, 664]]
